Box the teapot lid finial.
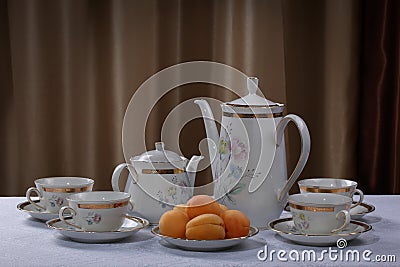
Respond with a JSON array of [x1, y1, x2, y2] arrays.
[[247, 77, 258, 95], [155, 142, 164, 151], [226, 76, 281, 107]]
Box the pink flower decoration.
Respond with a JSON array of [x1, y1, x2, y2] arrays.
[[93, 214, 101, 224], [56, 198, 64, 206], [230, 138, 247, 161]]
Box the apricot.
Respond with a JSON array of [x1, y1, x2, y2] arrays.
[[186, 195, 223, 219], [159, 209, 189, 238], [220, 210, 250, 238], [186, 214, 225, 240], [173, 204, 188, 215], [219, 204, 229, 213]]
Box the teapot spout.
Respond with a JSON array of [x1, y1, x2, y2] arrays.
[[194, 99, 219, 180], [185, 155, 203, 188], [186, 155, 204, 173]]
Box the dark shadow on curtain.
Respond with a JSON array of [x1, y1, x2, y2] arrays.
[[0, 0, 16, 194], [358, 0, 400, 194]]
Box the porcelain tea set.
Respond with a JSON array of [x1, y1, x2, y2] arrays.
[[111, 141, 203, 224], [18, 176, 149, 242], [17, 77, 373, 247]]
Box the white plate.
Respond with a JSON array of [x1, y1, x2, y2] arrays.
[[46, 215, 149, 243], [151, 226, 259, 251], [268, 217, 372, 246], [17, 200, 58, 222], [350, 202, 375, 219]]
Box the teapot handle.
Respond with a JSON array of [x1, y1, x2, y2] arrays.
[[276, 114, 310, 202], [111, 163, 138, 210], [111, 163, 139, 191]]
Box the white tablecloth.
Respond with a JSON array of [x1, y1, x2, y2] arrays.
[[1, 196, 399, 266]]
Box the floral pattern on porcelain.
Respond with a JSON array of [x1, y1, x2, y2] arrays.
[[215, 130, 254, 205], [231, 138, 247, 162], [217, 123, 233, 179], [85, 212, 101, 225], [219, 138, 230, 155], [219, 183, 246, 205], [217, 131, 249, 179], [288, 223, 298, 234], [218, 169, 261, 205], [156, 177, 192, 209], [291, 210, 310, 232], [48, 195, 64, 207]]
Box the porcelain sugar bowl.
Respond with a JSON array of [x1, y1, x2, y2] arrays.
[[112, 142, 203, 224]]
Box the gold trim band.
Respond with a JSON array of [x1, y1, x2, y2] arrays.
[[289, 203, 334, 212], [223, 112, 283, 118], [43, 185, 92, 193], [225, 103, 283, 108], [78, 201, 129, 209], [299, 186, 351, 193], [142, 168, 185, 174]]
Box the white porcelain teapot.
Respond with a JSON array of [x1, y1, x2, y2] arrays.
[[111, 142, 203, 224], [195, 77, 310, 227]]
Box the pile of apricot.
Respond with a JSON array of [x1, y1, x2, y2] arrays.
[[159, 195, 250, 240]]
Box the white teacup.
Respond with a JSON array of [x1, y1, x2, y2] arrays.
[[59, 191, 132, 231], [26, 177, 94, 213], [288, 193, 352, 235], [298, 178, 364, 208]]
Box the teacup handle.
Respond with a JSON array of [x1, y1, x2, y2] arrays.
[[111, 163, 136, 211], [59, 206, 81, 229], [331, 210, 350, 233], [128, 201, 134, 212], [26, 187, 46, 211], [351, 189, 364, 208], [276, 114, 311, 202]]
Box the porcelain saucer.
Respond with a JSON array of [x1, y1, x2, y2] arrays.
[[17, 200, 58, 222], [268, 217, 372, 246], [46, 215, 149, 243], [350, 202, 375, 219], [151, 226, 259, 251]]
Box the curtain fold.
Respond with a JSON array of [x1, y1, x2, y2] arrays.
[[3, 0, 164, 193], [282, 0, 361, 187], [1, 0, 288, 195], [0, 0, 398, 196], [358, 0, 400, 194], [0, 0, 16, 193]]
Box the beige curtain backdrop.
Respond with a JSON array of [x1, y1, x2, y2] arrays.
[[283, 0, 361, 190], [0, 0, 360, 196]]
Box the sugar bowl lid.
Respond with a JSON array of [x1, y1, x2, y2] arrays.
[[132, 142, 185, 163]]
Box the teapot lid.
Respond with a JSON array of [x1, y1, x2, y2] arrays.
[[226, 77, 283, 107], [132, 142, 185, 163]]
